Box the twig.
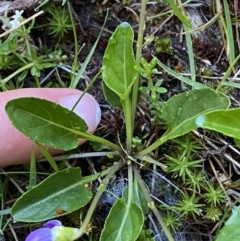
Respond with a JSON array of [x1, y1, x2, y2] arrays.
[[209, 159, 232, 205], [0, 10, 43, 38], [193, 130, 240, 170]]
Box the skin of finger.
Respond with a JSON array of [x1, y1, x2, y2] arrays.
[[0, 88, 96, 166]]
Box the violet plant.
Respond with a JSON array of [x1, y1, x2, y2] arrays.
[[25, 220, 78, 241]]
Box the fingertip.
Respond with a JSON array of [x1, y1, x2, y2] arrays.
[[0, 88, 101, 166], [59, 93, 101, 132]]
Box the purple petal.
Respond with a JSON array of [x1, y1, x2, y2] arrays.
[[25, 228, 52, 241], [44, 220, 62, 229]]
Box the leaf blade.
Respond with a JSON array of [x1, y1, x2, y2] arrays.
[[11, 168, 92, 222], [100, 198, 144, 241], [195, 108, 240, 139], [162, 88, 230, 139], [102, 22, 137, 100], [5, 97, 88, 150], [102, 82, 121, 106], [215, 206, 240, 241]]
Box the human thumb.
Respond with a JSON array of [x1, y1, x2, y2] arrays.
[[0, 88, 101, 166]]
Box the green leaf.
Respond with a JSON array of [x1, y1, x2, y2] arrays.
[[0, 32, 15, 55], [41, 62, 55, 68], [234, 138, 240, 148], [102, 82, 121, 106], [17, 69, 28, 82], [11, 168, 92, 222], [162, 88, 230, 140], [215, 206, 240, 241], [102, 22, 137, 100], [37, 143, 59, 172], [122, 180, 149, 214], [195, 108, 240, 139], [138, 89, 230, 156], [133, 179, 149, 214], [28, 149, 37, 190], [157, 59, 206, 89], [100, 198, 144, 241], [5, 97, 87, 150]]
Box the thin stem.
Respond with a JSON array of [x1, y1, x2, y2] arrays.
[[137, 133, 169, 156], [68, 1, 78, 85], [38, 151, 111, 162], [127, 164, 133, 204], [71, 71, 101, 112], [216, 54, 240, 92], [34, 76, 40, 88], [134, 166, 174, 241], [131, 0, 147, 127], [69, 9, 109, 88], [122, 98, 132, 152], [12, 51, 28, 64], [82, 167, 118, 184], [134, 154, 168, 171], [76, 131, 122, 152], [0, 176, 6, 229], [22, 25, 31, 56], [169, 0, 191, 27], [70, 161, 125, 240], [0, 63, 35, 86]]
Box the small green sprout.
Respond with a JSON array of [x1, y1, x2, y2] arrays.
[[175, 192, 203, 219], [47, 6, 72, 38], [135, 57, 158, 77], [136, 57, 167, 120], [132, 136, 143, 151], [203, 183, 225, 206], [173, 134, 203, 155], [165, 153, 203, 182], [137, 227, 154, 241], [154, 36, 172, 54], [162, 211, 181, 231], [205, 206, 222, 221], [185, 170, 206, 193], [202, 66, 213, 77]]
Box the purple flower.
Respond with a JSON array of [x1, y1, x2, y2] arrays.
[[25, 220, 78, 241]]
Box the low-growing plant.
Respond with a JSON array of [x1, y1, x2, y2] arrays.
[[46, 6, 72, 38], [185, 169, 205, 193], [137, 57, 167, 121], [165, 153, 203, 182], [174, 192, 203, 220], [2, 1, 240, 241], [162, 211, 181, 232], [154, 36, 172, 54], [0, 10, 69, 89], [137, 226, 154, 241], [205, 206, 222, 222], [203, 183, 225, 206]]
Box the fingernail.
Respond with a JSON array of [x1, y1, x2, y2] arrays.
[[60, 93, 101, 132]]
